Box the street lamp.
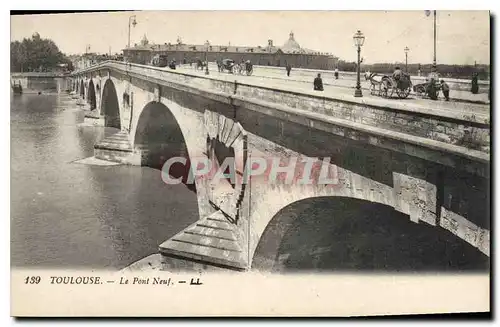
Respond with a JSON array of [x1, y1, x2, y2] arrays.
[[404, 46, 410, 72], [353, 30, 365, 97], [127, 15, 137, 62], [426, 10, 437, 72], [432, 10, 437, 72], [205, 40, 210, 75]]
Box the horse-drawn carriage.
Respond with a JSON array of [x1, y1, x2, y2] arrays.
[[218, 59, 235, 73], [366, 72, 413, 99], [194, 58, 207, 70], [151, 54, 168, 68], [217, 59, 253, 75], [237, 61, 253, 76]]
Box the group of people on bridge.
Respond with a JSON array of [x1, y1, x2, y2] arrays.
[[311, 66, 453, 101], [157, 58, 483, 103]]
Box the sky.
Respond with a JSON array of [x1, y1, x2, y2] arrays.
[[10, 10, 490, 65]]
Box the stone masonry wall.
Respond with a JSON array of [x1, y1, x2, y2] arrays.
[[232, 83, 490, 153], [85, 62, 490, 155]]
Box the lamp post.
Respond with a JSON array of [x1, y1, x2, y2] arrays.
[[426, 10, 437, 72], [432, 10, 437, 72], [353, 30, 365, 97], [404, 46, 409, 72], [127, 15, 137, 62], [205, 40, 210, 75]]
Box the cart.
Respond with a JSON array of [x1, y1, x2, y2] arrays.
[[378, 73, 413, 99]]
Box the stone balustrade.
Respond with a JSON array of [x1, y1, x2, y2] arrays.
[[74, 61, 491, 165]]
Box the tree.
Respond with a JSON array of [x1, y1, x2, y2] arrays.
[[10, 40, 27, 72], [10, 33, 71, 72]]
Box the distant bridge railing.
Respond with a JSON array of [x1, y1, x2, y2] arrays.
[[10, 72, 69, 78]]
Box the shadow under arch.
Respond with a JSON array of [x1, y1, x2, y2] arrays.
[[134, 101, 195, 193], [101, 79, 121, 129], [252, 196, 489, 273], [80, 80, 85, 99], [87, 79, 97, 110]]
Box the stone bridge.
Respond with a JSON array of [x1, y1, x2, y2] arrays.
[[70, 60, 490, 271]]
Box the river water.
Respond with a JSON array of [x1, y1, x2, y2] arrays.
[[11, 93, 199, 270], [11, 92, 489, 273]]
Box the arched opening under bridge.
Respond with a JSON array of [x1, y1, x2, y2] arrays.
[[80, 80, 85, 99], [252, 197, 489, 273], [87, 79, 97, 110], [134, 101, 195, 193], [101, 79, 121, 129]]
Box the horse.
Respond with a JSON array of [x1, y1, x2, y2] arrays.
[[196, 59, 206, 70], [216, 60, 223, 72], [366, 72, 384, 95], [244, 61, 253, 75]]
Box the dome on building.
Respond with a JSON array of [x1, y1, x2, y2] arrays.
[[282, 31, 301, 51]]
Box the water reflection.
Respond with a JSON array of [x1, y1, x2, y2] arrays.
[[11, 93, 199, 269]]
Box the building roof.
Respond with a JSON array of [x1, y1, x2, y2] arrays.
[[123, 32, 336, 57], [282, 32, 301, 52], [128, 44, 156, 51]]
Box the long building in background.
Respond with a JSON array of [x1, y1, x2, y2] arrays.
[[123, 32, 339, 70]]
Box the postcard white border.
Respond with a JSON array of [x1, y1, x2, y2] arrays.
[[4, 1, 497, 324]]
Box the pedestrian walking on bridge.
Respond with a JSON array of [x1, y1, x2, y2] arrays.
[[471, 73, 479, 94], [314, 73, 324, 91], [426, 78, 438, 100], [286, 63, 292, 77], [440, 80, 450, 101]]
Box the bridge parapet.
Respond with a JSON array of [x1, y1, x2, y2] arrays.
[[232, 81, 489, 152], [204, 62, 490, 93], [75, 61, 490, 158], [11, 72, 68, 78]]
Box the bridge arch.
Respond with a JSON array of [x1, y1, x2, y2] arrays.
[[133, 101, 194, 191], [87, 79, 97, 110], [101, 78, 121, 129], [252, 196, 489, 273]]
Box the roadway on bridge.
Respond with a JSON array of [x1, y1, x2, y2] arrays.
[[174, 65, 489, 117], [198, 63, 489, 104]]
